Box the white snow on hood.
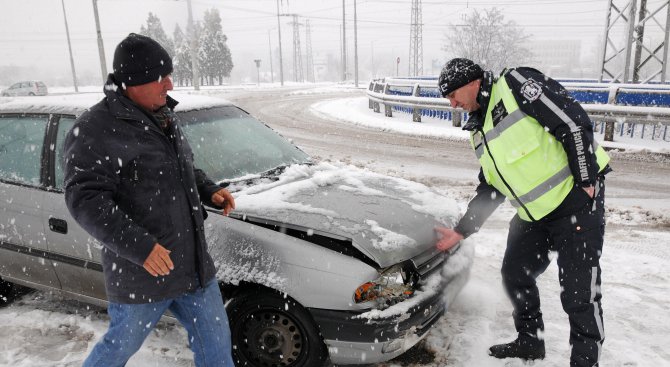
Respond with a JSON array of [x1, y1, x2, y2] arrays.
[[233, 162, 460, 259], [365, 219, 417, 251], [234, 161, 459, 226]]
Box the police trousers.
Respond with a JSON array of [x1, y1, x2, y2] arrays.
[[502, 179, 606, 367]]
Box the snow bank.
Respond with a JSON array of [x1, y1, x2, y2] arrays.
[[310, 96, 670, 153]]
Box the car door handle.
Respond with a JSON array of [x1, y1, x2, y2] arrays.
[[48, 218, 68, 234]]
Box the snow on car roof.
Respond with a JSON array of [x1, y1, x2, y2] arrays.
[[0, 91, 233, 116]]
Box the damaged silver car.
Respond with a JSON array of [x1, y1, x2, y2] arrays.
[[0, 93, 471, 366]]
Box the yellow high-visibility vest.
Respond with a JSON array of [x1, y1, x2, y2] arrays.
[[470, 70, 610, 221]]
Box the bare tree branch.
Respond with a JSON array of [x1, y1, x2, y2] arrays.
[[443, 8, 533, 74]]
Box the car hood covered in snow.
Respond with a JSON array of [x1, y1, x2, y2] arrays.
[[230, 162, 461, 268]]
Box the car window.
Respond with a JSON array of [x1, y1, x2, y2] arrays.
[[0, 116, 47, 185], [21, 82, 29, 88], [54, 117, 76, 189], [179, 106, 310, 181], [10, 83, 19, 89]]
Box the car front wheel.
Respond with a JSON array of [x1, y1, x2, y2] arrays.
[[227, 289, 328, 367], [0, 278, 18, 306]]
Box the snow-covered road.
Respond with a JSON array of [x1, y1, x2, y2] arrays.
[[1, 85, 669, 367]]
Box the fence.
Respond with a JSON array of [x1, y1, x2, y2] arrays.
[[367, 77, 670, 143]]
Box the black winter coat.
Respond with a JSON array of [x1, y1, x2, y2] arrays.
[[63, 76, 221, 304]]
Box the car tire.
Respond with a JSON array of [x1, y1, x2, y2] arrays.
[[1, 93, 8, 97], [28, 92, 35, 96], [227, 288, 329, 367], [0, 278, 18, 306]]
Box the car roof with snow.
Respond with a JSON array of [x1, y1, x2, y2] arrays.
[[0, 91, 234, 116]]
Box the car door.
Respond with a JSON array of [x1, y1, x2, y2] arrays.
[[19, 82, 31, 96], [0, 114, 60, 289], [42, 115, 106, 301], [6, 83, 20, 96]]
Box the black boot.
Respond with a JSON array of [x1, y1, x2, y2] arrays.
[[488, 335, 546, 360]]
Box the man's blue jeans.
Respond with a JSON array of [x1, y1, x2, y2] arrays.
[[83, 280, 234, 367]]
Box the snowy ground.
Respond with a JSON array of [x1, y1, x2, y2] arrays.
[[311, 94, 670, 366], [1, 86, 669, 367]]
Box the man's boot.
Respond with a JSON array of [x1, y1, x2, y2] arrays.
[[488, 335, 546, 360]]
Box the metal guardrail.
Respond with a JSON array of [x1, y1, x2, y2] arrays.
[[366, 78, 670, 143]]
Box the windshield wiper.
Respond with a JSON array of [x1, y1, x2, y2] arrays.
[[218, 161, 313, 191]]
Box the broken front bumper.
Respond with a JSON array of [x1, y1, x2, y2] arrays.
[[309, 288, 445, 365]]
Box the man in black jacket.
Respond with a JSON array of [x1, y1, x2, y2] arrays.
[[434, 58, 610, 367], [64, 33, 235, 366]]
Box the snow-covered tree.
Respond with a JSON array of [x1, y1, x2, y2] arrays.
[[443, 8, 532, 74], [173, 24, 192, 86], [199, 9, 233, 85], [139, 12, 174, 57]]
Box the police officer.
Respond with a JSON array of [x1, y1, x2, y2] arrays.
[[434, 58, 610, 367]]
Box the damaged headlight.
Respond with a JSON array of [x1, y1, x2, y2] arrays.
[[353, 265, 415, 308]]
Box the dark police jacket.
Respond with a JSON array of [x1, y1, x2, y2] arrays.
[[454, 68, 611, 237], [63, 75, 222, 304]]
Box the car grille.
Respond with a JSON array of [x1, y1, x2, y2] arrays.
[[409, 247, 447, 281]]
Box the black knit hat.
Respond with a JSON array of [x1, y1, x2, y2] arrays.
[[437, 58, 484, 97], [113, 33, 173, 87]]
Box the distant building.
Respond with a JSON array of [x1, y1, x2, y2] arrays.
[[526, 39, 584, 78]]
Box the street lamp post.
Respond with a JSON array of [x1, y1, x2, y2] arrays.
[[276, 0, 284, 86], [268, 30, 274, 83], [92, 0, 107, 83], [354, 0, 358, 87], [254, 59, 262, 85]]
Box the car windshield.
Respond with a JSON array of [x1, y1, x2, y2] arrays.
[[178, 106, 311, 182]]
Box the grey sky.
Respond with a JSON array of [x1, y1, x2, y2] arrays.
[[0, 0, 630, 84]]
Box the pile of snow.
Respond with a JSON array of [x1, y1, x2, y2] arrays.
[[288, 85, 363, 95], [311, 96, 470, 141]]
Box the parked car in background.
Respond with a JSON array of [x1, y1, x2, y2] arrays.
[[1, 81, 48, 96], [0, 93, 471, 366]]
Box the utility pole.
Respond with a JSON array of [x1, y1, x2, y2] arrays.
[[276, 0, 284, 86], [354, 0, 359, 87], [268, 30, 274, 83], [186, 0, 200, 90], [254, 59, 261, 85], [291, 15, 304, 82], [305, 19, 315, 82], [92, 0, 107, 83], [342, 0, 347, 81], [408, 0, 424, 76], [61, 0, 78, 92], [371, 41, 375, 78], [340, 24, 343, 79]]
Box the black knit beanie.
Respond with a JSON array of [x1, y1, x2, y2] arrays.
[[437, 58, 484, 97], [113, 33, 173, 87]]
